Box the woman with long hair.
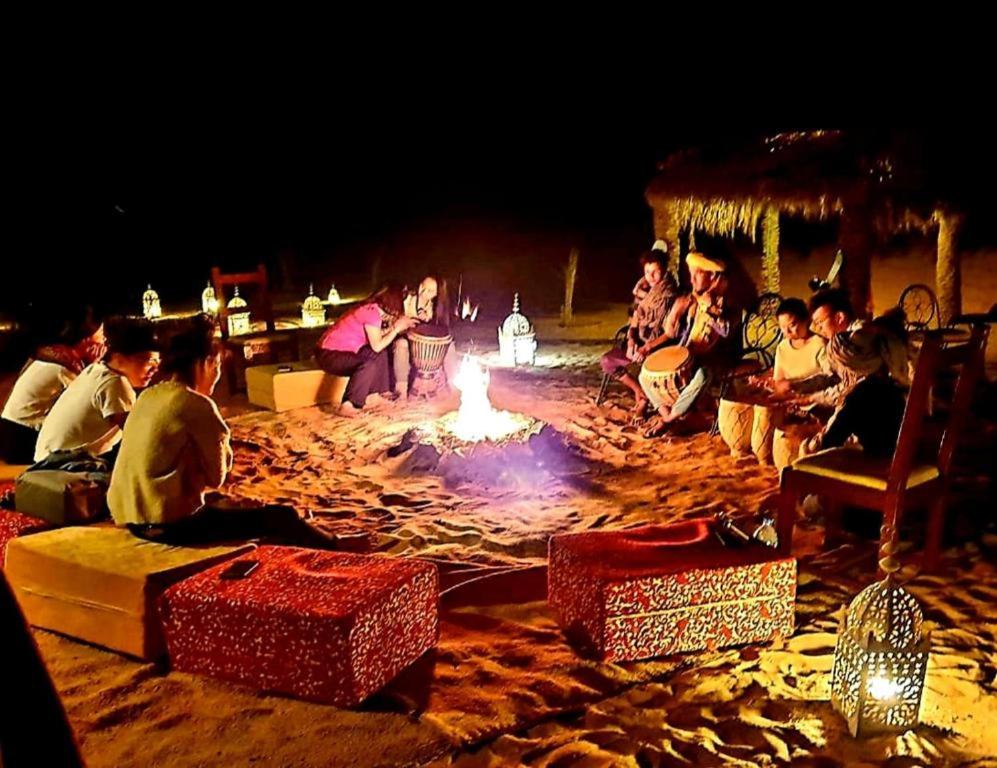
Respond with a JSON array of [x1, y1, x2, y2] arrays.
[[392, 274, 458, 397], [315, 285, 418, 416]]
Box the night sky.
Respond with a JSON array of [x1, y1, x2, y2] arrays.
[[6, 70, 994, 327]]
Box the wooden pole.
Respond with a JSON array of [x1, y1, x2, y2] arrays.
[[562, 248, 579, 326]]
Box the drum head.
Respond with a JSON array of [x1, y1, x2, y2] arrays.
[[409, 327, 453, 343], [643, 345, 690, 373]]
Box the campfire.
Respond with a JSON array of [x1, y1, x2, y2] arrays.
[[443, 355, 536, 443], [383, 356, 585, 487]]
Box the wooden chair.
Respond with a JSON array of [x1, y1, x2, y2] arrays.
[[775, 325, 989, 573], [211, 265, 297, 392], [596, 322, 631, 406]]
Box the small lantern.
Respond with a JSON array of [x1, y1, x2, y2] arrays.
[[498, 293, 536, 366], [226, 286, 251, 337], [327, 284, 341, 305], [201, 281, 220, 315], [142, 285, 162, 319], [301, 284, 326, 327], [831, 565, 930, 737]]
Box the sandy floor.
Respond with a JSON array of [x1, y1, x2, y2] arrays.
[[25, 333, 997, 768]]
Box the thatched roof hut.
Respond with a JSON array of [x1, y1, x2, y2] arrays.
[[646, 130, 965, 321]]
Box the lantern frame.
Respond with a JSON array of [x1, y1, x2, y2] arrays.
[[830, 575, 929, 737]]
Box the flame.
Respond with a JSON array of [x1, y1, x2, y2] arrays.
[[459, 298, 480, 322], [449, 355, 527, 442]]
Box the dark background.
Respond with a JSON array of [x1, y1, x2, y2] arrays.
[[6, 61, 996, 340]]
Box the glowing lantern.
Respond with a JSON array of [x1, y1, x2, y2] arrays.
[[142, 285, 162, 319], [301, 284, 326, 327], [226, 286, 251, 337], [201, 281, 220, 315], [831, 557, 929, 737], [497, 293, 536, 366], [327, 285, 341, 305]]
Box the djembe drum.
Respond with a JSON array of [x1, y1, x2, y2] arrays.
[[408, 327, 453, 398], [772, 413, 821, 472], [638, 346, 694, 411], [717, 398, 754, 457], [751, 402, 778, 465]]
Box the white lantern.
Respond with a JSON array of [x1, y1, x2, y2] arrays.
[[831, 573, 930, 737], [142, 285, 162, 319], [226, 286, 251, 337], [498, 293, 536, 366], [301, 284, 326, 327], [201, 281, 220, 315], [327, 284, 341, 305]]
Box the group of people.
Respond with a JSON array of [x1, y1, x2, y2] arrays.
[[314, 274, 458, 416], [0, 274, 462, 547], [602, 241, 911, 458]]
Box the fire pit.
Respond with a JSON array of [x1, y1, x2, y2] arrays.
[[383, 355, 584, 487]]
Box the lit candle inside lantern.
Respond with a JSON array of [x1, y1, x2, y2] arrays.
[[142, 285, 162, 319]]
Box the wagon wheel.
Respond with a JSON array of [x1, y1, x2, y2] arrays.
[[899, 284, 939, 331]]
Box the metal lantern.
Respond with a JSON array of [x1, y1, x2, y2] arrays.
[[226, 286, 251, 337], [831, 570, 929, 737], [301, 284, 326, 327], [142, 285, 162, 319], [201, 281, 220, 315], [498, 293, 536, 366], [327, 284, 341, 305]]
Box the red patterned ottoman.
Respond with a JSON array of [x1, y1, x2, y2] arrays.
[[548, 518, 796, 661], [159, 547, 439, 706], [0, 510, 51, 568]]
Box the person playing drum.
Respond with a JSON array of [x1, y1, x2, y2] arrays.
[[599, 249, 679, 416], [642, 252, 736, 438], [391, 274, 459, 398]]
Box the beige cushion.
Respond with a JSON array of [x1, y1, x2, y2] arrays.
[[5, 526, 252, 659], [246, 363, 349, 412], [791, 447, 940, 491]]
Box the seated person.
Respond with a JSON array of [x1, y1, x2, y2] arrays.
[[33, 317, 159, 463], [794, 290, 910, 459], [642, 252, 736, 437], [769, 298, 826, 395], [315, 286, 418, 417], [600, 249, 679, 413], [0, 312, 106, 464], [631, 240, 670, 306], [392, 274, 458, 397], [110, 315, 337, 549]]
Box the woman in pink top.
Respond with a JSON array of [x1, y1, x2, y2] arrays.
[[316, 286, 418, 416]]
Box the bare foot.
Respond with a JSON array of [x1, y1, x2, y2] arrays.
[[629, 397, 650, 426], [642, 415, 669, 439], [338, 401, 361, 418], [365, 392, 390, 408]]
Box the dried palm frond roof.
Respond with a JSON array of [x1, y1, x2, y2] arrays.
[[646, 130, 950, 239]]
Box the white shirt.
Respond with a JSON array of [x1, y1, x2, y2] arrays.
[[34, 362, 136, 461], [774, 335, 826, 382], [1, 360, 77, 429]]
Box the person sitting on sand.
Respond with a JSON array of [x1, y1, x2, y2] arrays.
[[791, 289, 910, 458], [600, 249, 679, 415], [110, 315, 339, 549], [33, 317, 159, 463], [769, 298, 826, 395], [642, 252, 736, 438], [392, 274, 459, 397], [0, 310, 106, 464], [316, 285, 419, 416]]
